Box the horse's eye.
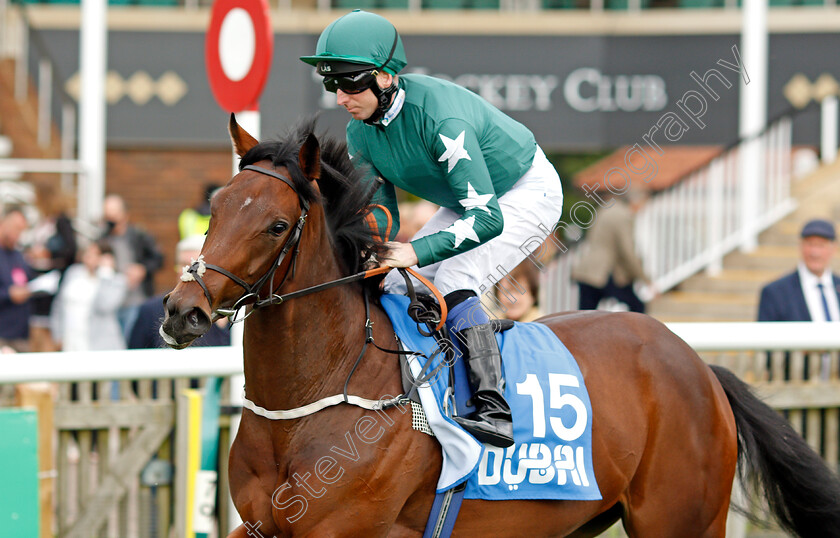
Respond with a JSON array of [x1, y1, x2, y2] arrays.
[[269, 222, 289, 236]]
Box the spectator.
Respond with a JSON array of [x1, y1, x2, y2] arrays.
[[101, 194, 164, 337], [492, 261, 544, 322], [0, 206, 32, 351], [129, 235, 230, 349], [758, 219, 840, 322], [50, 239, 127, 351], [178, 183, 219, 240], [26, 185, 77, 352], [571, 190, 653, 313]]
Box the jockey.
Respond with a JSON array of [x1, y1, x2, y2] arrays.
[[301, 10, 563, 448]]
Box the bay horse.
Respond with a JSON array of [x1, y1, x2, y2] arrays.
[[161, 115, 840, 537]]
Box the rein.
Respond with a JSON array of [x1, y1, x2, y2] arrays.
[[241, 285, 450, 421], [181, 163, 447, 328]]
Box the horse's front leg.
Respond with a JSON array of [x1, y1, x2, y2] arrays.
[[228, 417, 286, 537]]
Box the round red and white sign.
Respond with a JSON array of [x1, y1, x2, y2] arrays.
[[205, 0, 273, 113]]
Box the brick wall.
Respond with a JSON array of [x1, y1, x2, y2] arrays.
[[105, 147, 232, 294]]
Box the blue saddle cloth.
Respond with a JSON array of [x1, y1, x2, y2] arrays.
[[381, 294, 601, 501]]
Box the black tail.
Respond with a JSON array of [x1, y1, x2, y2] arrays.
[[710, 365, 840, 537]]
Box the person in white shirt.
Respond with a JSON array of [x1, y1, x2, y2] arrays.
[[51, 239, 127, 351]]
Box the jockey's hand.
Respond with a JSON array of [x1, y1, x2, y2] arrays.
[[380, 241, 418, 268]]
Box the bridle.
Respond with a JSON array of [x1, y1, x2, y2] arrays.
[[181, 164, 310, 321], [180, 162, 448, 331], [176, 161, 452, 419]]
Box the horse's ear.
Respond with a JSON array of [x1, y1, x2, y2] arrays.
[[298, 133, 321, 182], [228, 113, 259, 157]]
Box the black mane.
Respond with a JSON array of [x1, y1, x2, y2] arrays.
[[238, 118, 384, 275]]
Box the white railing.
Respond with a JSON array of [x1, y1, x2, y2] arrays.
[[0, 346, 241, 384], [0, 345, 243, 537], [0, 321, 834, 385], [1, 322, 838, 537], [541, 114, 795, 311], [539, 244, 580, 315], [636, 116, 795, 292]]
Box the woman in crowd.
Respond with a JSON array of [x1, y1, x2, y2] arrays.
[[51, 239, 127, 352]]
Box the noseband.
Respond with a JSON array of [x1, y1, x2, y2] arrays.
[[181, 164, 310, 321]]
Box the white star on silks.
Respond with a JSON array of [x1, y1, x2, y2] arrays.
[[459, 182, 493, 215], [438, 131, 472, 173], [445, 216, 480, 248]]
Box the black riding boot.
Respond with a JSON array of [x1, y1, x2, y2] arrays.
[[453, 323, 514, 448]]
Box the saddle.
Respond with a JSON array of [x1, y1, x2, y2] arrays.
[[394, 283, 513, 409]]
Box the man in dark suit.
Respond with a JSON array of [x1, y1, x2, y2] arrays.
[[758, 219, 840, 322]]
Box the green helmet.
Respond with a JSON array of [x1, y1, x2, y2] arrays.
[[300, 10, 407, 76]]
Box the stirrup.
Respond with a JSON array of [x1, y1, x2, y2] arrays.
[[453, 412, 514, 447]]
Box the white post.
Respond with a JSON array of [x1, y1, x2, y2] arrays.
[[37, 59, 52, 147], [738, 0, 767, 253], [78, 0, 107, 225], [61, 103, 76, 193], [14, 20, 27, 101], [226, 107, 258, 534], [706, 159, 724, 275], [821, 96, 838, 165]]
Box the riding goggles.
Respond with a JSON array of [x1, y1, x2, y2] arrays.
[[323, 70, 379, 94]]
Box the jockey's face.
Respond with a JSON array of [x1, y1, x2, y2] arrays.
[[335, 72, 394, 121], [801, 235, 836, 277]]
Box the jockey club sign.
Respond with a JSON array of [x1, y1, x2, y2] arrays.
[[317, 67, 668, 114], [34, 29, 839, 148]]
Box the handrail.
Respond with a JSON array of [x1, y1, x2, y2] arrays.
[[540, 111, 800, 312], [0, 157, 85, 174], [648, 104, 807, 199], [636, 113, 795, 292]]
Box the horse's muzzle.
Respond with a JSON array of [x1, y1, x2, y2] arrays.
[[160, 291, 212, 349]]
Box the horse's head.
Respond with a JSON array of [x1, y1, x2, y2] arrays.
[[160, 115, 325, 349], [160, 115, 382, 349]]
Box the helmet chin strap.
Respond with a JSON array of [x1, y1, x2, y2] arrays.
[[364, 79, 399, 125], [363, 29, 401, 125]]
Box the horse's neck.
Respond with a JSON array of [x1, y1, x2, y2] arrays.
[[242, 285, 396, 412], [240, 201, 401, 411]]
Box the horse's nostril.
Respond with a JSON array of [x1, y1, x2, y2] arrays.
[[187, 309, 199, 328], [182, 306, 211, 337]]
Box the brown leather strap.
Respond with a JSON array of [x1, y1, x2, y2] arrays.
[[363, 266, 447, 331], [363, 265, 392, 279], [365, 204, 393, 243]]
